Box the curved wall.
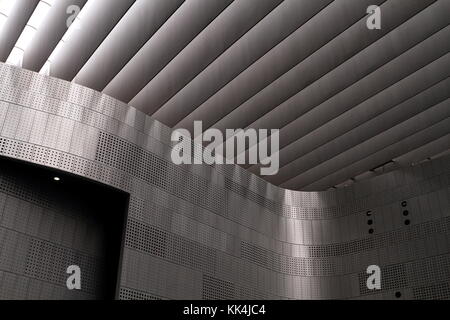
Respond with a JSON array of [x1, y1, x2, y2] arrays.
[[0, 62, 449, 299]]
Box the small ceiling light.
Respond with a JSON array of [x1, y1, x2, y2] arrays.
[[53, 176, 60, 181]]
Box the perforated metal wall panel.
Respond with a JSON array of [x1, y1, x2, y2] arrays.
[[0, 155, 126, 299], [0, 63, 449, 299]]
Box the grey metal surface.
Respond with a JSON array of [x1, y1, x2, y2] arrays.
[[0, 63, 449, 299], [72, 0, 184, 92], [0, 0, 39, 61], [21, 0, 88, 72], [1, 0, 448, 190], [44, 0, 136, 81], [0, 157, 125, 300]]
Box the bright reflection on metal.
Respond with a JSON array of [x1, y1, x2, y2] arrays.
[[0, 0, 16, 31], [6, 0, 54, 67], [40, 0, 91, 75]]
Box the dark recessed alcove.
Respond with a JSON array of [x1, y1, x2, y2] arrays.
[[0, 156, 129, 300]]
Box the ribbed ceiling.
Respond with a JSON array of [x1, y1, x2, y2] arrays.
[[0, 0, 448, 191]]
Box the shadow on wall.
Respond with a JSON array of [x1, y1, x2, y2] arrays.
[[0, 156, 129, 300]]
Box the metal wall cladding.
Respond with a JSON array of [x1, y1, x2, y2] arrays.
[[0, 62, 450, 299], [0, 158, 107, 299]]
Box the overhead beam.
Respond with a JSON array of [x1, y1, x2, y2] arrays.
[[0, 0, 39, 62], [22, 0, 88, 72]]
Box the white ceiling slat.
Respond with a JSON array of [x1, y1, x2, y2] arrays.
[[208, 0, 442, 176], [245, 15, 450, 157], [285, 101, 450, 189], [211, 0, 440, 138], [131, 0, 284, 118], [47, 0, 136, 81], [278, 51, 450, 189], [103, 0, 234, 103], [0, 0, 39, 62], [22, 0, 88, 72], [302, 116, 450, 190], [2, 0, 447, 191], [73, 0, 184, 92], [236, 16, 450, 175], [6, 0, 54, 66], [162, 0, 334, 129], [266, 78, 450, 185]]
